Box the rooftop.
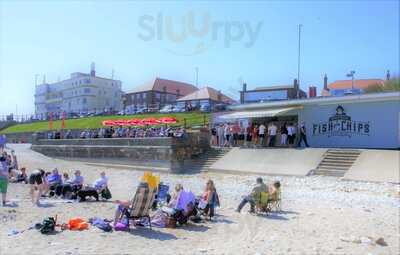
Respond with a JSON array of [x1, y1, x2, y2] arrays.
[[328, 79, 384, 90], [125, 77, 198, 96], [230, 91, 400, 111], [177, 86, 236, 103]]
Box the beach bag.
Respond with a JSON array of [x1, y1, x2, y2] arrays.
[[101, 187, 112, 200], [114, 222, 128, 231], [89, 217, 112, 232], [40, 217, 56, 234], [68, 218, 89, 230]]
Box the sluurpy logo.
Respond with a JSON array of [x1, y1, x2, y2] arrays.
[[137, 11, 263, 56], [312, 105, 370, 137]]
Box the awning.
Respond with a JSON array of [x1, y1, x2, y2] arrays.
[[218, 106, 301, 119]]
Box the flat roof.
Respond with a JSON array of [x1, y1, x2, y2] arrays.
[[230, 92, 400, 111]]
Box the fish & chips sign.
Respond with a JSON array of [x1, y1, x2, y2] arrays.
[[312, 105, 370, 137]]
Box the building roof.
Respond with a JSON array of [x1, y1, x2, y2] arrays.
[[126, 77, 198, 96], [328, 79, 384, 90], [230, 91, 400, 111], [176, 86, 236, 104], [253, 84, 294, 91]]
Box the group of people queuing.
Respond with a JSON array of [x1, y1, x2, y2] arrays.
[[210, 121, 309, 148], [47, 126, 188, 140]]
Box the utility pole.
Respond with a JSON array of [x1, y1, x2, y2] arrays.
[[346, 70, 356, 90], [35, 74, 40, 86], [297, 24, 302, 98]]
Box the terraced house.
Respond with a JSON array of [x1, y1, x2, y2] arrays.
[[34, 63, 123, 119]]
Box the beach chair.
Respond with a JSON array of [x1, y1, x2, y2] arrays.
[[121, 182, 156, 229], [156, 183, 170, 206]]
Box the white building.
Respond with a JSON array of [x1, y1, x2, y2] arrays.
[[34, 63, 123, 119]]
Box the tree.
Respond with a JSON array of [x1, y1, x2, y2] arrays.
[[364, 78, 400, 93]]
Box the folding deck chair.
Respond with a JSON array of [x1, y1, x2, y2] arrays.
[[121, 182, 156, 229]]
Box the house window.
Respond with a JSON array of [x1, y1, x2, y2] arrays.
[[82, 98, 87, 104], [84, 88, 91, 94]]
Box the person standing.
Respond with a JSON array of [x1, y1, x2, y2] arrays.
[[268, 122, 277, 147], [210, 126, 217, 146], [0, 155, 9, 206], [258, 123, 266, 146], [252, 125, 259, 146], [223, 123, 231, 147], [297, 122, 309, 147], [217, 124, 224, 147], [0, 135, 6, 152], [280, 122, 288, 146], [287, 123, 295, 147]]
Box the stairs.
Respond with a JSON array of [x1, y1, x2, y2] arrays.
[[313, 149, 361, 177], [186, 147, 230, 172]]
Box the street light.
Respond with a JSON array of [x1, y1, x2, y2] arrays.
[[346, 70, 356, 90]]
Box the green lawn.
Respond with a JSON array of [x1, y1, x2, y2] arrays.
[[0, 112, 210, 134]]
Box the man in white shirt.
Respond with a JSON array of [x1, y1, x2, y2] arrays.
[[268, 122, 277, 147], [258, 123, 266, 146], [287, 123, 296, 147], [217, 124, 225, 147]]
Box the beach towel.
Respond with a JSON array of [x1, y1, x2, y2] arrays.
[[89, 217, 112, 232], [175, 191, 195, 213]]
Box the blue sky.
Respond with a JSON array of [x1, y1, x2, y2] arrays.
[[0, 0, 399, 115]]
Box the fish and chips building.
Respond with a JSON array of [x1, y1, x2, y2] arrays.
[[214, 92, 400, 149]]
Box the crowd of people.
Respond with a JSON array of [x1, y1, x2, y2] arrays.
[[47, 126, 188, 140], [210, 121, 309, 148]]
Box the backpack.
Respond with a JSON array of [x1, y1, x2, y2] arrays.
[[101, 187, 112, 200], [40, 217, 56, 234]]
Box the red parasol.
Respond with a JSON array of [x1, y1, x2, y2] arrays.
[[158, 117, 178, 124], [102, 120, 116, 126], [141, 117, 161, 125], [127, 119, 144, 126]]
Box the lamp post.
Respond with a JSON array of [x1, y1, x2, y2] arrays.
[[346, 70, 356, 90], [297, 24, 302, 98]]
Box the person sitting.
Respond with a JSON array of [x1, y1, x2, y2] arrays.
[[77, 171, 110, 201], [55, 172, 73, 198], [46, 168, 62, 197], [197, 180, 220, 219], [268, 181, 281, 201], [236, 177, 267, 213], [10, 167, 28, 183]]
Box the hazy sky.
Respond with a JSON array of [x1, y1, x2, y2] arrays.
[[0, 0, 399, 115]]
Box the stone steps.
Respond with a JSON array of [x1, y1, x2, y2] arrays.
[[313, 149, 361, 177], [185, 148, 230, 172]]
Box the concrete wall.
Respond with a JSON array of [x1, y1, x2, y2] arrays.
[[30, 131, 210, 173]]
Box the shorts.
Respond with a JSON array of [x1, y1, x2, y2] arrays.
[[288, 135, 296, 144], [29, 173, 43, 185], [238, 134, 245, 140], [246, 134, 252, 141], [233, 134, 238, 141], [259, 134, 265, 138], [0, 178, 8, 193], [225, 134, 230, 141]]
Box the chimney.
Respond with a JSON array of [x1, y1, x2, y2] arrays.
[[294, 79, 299, 98], [242, 82, 247, 92], [309, 86, 317, 98], [90, 62, 96, 77], [323, 74, 328, 90], [386, 70, 390, 81]]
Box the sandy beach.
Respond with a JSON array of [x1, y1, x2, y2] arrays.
[[0, 144, 399, 255]]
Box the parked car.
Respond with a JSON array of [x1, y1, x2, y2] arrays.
[[200, 105, 211, 112], [136, 107, 148, 114], [159, 105, 175, 113], [174, 105, 186, 112]]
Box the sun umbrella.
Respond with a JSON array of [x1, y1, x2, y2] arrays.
[[141, 117, 161, 125], [102, 120, 116, 126], [158, 117, 178, 124], [127, 119, 144, 126]]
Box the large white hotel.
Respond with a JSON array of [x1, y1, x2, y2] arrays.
[[34, 63, 123, 119]]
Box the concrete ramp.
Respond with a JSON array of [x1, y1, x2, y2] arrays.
[[209, 148, 327, 176], [344, 150, 400, 183]]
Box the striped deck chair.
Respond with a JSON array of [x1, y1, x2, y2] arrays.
[[122, 182, 156, 229]]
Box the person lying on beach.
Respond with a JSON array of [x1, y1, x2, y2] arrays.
[[29, 169, 46, 205], [236, 177, 267, 213]]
